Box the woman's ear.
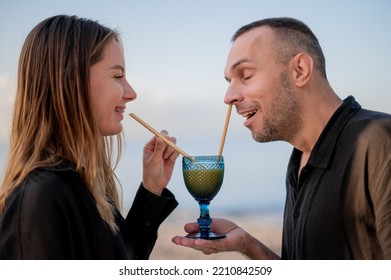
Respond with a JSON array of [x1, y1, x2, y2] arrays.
[[291, 52, 314, 88]]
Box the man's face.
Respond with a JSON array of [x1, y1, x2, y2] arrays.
[[224, 27, 301, 143]]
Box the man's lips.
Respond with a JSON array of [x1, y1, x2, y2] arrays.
[[241, 109, 257, 120], [238, 108, 258, 127]]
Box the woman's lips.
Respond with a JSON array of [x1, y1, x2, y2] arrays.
[[115, 107, 125, 120]]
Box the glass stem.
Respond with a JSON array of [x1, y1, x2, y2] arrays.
[[197, 202, 212, 232]]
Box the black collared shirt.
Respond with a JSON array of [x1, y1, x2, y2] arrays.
[[282, 96, 391, 259], [0, 160, 178, 259]]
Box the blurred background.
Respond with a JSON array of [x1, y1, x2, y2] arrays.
[[0, 0, 390, 258]]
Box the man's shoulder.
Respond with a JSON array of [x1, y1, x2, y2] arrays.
[[348, 108, 391, 133]]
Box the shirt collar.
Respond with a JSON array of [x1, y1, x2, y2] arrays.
[[39, 158, 77, 172], [297, 95, 361, 169]]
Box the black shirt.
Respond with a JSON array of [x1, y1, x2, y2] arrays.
[[282, 96, 391, 259], [0, 160, 178, 259]]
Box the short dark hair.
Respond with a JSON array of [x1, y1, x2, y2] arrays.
[[232, 17, 327, 78]]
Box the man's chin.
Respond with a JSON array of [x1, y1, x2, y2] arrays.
[[251, 130, 271, 143]]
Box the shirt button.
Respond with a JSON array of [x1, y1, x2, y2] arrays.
[[145, 221, 151, 227], [293, 211, 300, 218]]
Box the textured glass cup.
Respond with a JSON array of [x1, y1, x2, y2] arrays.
[[182, 155, 225, 239]]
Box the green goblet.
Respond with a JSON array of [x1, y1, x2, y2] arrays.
[[182, 155, 225, 239]]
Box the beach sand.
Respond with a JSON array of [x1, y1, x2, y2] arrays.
[[149, 210, 283, 260]]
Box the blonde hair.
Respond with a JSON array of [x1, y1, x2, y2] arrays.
[[0, 15, 123, 231]]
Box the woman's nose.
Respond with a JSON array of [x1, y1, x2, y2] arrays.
[[124, 80, 137, 102]]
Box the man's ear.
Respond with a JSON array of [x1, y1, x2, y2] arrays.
[[291, 52, 314, 88]]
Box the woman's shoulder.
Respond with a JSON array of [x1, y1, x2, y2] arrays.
[[27, 163, 81, 195], [0, 162, 96, 259], [10, 161, 86, 211]]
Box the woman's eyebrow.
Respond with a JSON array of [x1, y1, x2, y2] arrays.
[[109, 64, 124, 72]]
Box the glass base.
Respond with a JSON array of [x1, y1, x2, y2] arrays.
[[185, 230, 226, 240]]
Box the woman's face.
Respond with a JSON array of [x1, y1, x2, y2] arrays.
[[90, 39, 137, 136]]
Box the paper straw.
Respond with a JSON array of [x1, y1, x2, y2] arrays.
[[217, 104, 232, 159], [129, 113, 193, 160]]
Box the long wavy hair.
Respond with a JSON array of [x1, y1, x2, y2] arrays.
[[0, 15, 123, 232]]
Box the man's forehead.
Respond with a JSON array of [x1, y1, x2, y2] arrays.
[[232, 26, 274, 50], [225, 27, 274, 70]]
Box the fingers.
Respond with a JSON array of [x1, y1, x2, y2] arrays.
[[184, 222, 199, 233], [144, 130, 179, 161], [171, 222, 224, 255], [151, 137, 165, 158], [159, 130, 180, 161], [171, 236, 224, 255]]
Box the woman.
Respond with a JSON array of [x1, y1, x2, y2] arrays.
[[0, 15, 179, 259]]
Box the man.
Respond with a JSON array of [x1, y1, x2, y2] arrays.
[[172, 17, 391, 259]]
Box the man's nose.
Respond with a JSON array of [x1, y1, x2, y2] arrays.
[[224, 84, 243, 105]]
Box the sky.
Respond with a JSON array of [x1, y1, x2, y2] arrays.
[[0, 0, 390, 214]]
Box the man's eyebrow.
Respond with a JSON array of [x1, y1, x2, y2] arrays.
[[230, 58, 252, 71], [225, 58, 252, 82]]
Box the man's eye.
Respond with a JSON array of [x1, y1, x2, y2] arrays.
[[242, 75, 252, 81]]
